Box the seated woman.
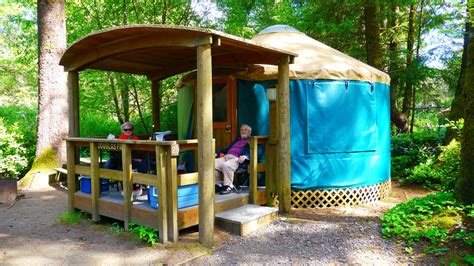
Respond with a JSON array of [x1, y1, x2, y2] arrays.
[[104, 121, 147, 173], [103, 121, 146, 197], [117, 121, 139, 141]]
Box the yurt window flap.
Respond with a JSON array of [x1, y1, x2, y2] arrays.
[[306, 80, 378, 154]]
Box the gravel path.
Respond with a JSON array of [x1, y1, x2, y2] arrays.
[[1, 183, 438, 265], [0, 186, 209, 265], [190, 183, 438, 265], [190, 215, 436, 265]]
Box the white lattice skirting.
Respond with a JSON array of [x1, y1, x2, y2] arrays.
[[291, 179, 391, 208], [270, 179, 391, 208]]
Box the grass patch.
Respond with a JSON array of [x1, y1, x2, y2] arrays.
[[58, 211, 83, 225], [109, 222, 125, 235]]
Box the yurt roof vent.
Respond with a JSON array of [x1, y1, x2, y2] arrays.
[[257, 24, 300, 35]]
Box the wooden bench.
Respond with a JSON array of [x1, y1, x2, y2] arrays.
[[54, 167, 68, 181]]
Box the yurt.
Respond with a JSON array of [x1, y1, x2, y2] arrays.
[[178, 25, 391, 207]]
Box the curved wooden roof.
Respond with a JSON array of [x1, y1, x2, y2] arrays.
[[60, 25, 296, 80]]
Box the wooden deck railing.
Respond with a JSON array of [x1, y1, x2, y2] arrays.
[[66, 136, 272, 244]]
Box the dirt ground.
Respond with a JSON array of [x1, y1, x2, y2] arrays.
[[0, 182, 434, 265]]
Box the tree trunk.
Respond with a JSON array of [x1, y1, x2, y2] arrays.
[[454, 16, 474, 204], [390, 77, 408, 131], [151, 79, 161, 133], [118, 74, 130, 122], [387, 3, 408, 131], [445, 21, 470, 143], [363, 0, 383, 70], [36, 0, 68, 164], [130, 79, 149, 135], [401, 4, 416, 119], [109, 73, 124, 125], [409, 0, 425, 133]]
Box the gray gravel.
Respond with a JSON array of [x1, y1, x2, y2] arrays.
[[1, 183, 439, 265], [190, 206, 439, 265]]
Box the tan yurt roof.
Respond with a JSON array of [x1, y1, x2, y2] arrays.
[[236, 25, 390, 84]]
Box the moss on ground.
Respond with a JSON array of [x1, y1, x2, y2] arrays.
[[421, 209, 463, 230]]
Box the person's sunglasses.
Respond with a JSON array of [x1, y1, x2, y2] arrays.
[[123, 128, 133, 132]]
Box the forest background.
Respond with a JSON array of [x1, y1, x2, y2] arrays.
[[1, 0, 472, 193], [0, 0, 466, 178], [1, 0, 474, 262]]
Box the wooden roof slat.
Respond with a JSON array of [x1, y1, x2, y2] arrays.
[[89, 58, 164, 76], [60, 25, 296, 78], [62, 32, 213, 72]]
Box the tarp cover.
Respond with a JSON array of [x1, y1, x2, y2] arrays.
[[177, 83, 195, 172], [235, 26, 390, 85], [238, 79, 390, 190]]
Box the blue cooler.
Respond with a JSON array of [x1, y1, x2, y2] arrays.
[[148, 184, 198, 209], [79, 176, 109, 194]]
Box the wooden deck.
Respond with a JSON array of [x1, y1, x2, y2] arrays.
[[66, 136, 276, 244]]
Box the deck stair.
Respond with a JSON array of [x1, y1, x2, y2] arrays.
[[215, 204, 278, 236]]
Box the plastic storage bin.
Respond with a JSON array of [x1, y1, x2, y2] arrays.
[[79, 176, 109, 194], [148, 184, 198, 209]]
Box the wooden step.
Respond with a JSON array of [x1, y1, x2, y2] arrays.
[[215, 204, 278, 236]]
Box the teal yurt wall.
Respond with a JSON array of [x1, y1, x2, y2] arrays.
[[235, 25, 391, 191]]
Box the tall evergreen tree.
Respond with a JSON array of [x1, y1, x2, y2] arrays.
[[36, 0, 68, 163], [454, 0, 474, 204], [445, 21, 470, 143], [363, 0, 383, 70]]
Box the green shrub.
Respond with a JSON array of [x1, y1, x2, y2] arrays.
[[58, 211, 83, 225], [413, 109, 443, 133], [109, 222, 125, 235], [0, 105, 37, 173], [381, 192, 472, 244], [80, 112, 122, 137], [403, 140, 460, 191], [79, 110, 176, 138], [129, 222, 160, 245], [391, 131, 439, 178], [381, 192, 473, 263], [0, 118, 28, 179]]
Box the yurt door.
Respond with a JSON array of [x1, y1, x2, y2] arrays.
[[212, 77, 237, 150]]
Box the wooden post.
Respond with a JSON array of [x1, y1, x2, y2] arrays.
[[67, 71, 79, 137], [197, 44, 214, 247], [166, 145, 178, 242], [151, 79, 161, 133], [122, 143, 133, 231], [267, 99, 278, 206], [249, 137, 258, 204], [155, 145, 168, 243], [265, 143, 274, 206], [66, 141, 76, 213], [277, 56, 291, 213], [90, 142, 100, 221]]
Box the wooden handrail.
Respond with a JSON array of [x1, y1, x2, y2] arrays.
[[67, 137, 177, 145]]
